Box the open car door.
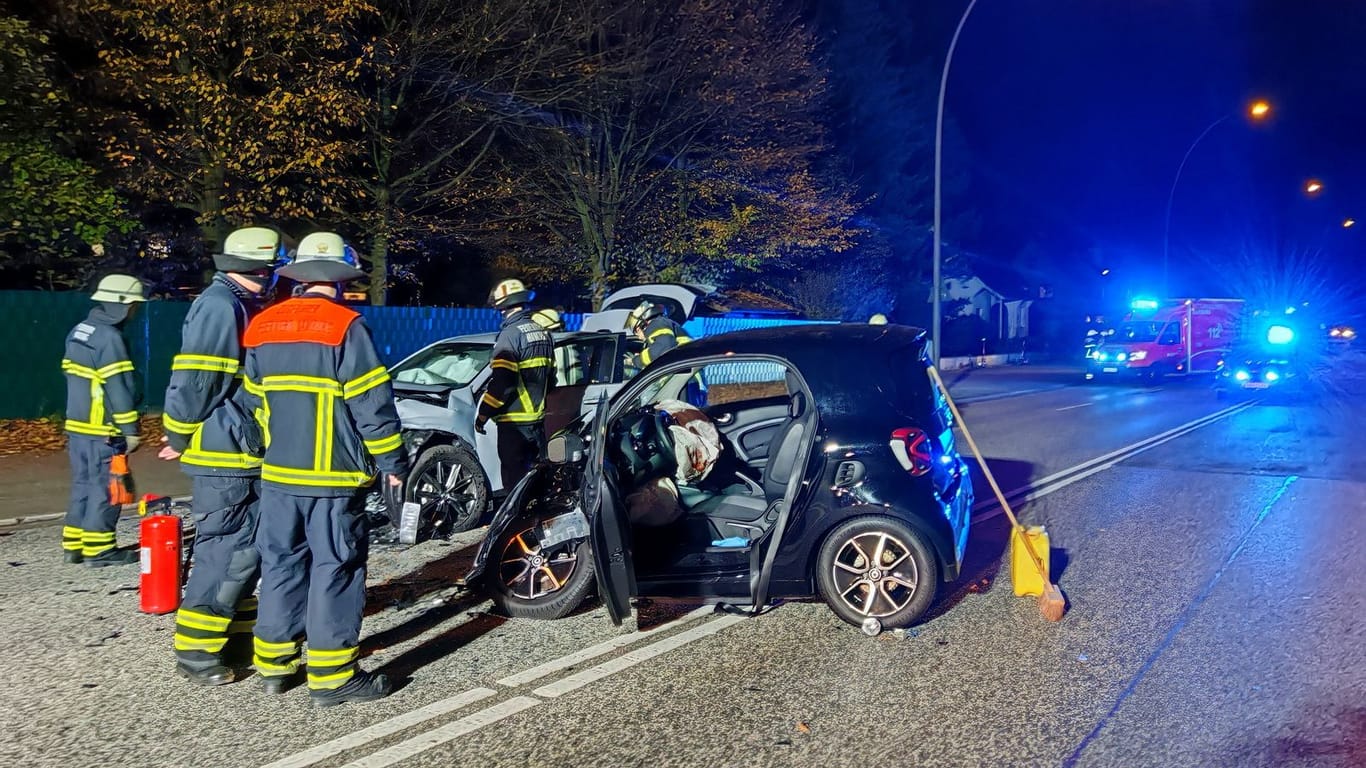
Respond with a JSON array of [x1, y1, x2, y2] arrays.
[[585, 399, 636, 625], [748, 390, 820, 612]]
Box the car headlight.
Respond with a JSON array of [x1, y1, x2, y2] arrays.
[[1128, 350, 1147, 361], [1116, 352, 1128, 362], [1264, 370, 1279, 382], [1235, 370, 1250, 381], [1096, 351, 1108, 362]]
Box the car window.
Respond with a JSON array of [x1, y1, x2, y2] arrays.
[[1118, 321, 1162, 342], [698, 361, 788, 406], [1158, 323, 1181, 345], [554, 336, 617, 387], [391, 342, 492, 387]]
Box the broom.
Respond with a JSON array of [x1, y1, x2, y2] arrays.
[[927, 365, 1066, 622]]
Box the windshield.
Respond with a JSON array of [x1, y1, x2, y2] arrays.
[[391, 342, 492, 387], [1116, 322, 1163, 343]]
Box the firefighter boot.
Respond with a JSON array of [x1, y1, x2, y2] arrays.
[[85, 547, 138, 567], [309, 670, 393, 708], [260, 669, 306, 695], [62, 551, 84, 564], [176, 661, 236, 686]]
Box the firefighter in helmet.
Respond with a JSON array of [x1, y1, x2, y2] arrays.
[[61, 274, 147, 566], [868, 313, 889, 325], [531, 307, 566, 332], [160, 226, 286, 686], [625, 300, 691, 369], [476, 279, 555, 492], [240, 233, 409, 706]]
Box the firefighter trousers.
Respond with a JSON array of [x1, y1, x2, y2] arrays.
[[174, 475, 262, 670], [253, 488, 370, 690], [496, 421, 545, 491], [62, 435, 119, 557]]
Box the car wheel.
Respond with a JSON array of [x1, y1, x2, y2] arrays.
[[406, 443, 490, 537], [816, 516, 939, 630], [487, 523, 594, 620]]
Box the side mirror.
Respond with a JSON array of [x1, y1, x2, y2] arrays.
[[547, 433, 586, 464]]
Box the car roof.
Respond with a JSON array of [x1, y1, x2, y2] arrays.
[[664, 323, 928, 374]]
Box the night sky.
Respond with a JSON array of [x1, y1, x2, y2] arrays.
[[938, 0, 1366, 304]]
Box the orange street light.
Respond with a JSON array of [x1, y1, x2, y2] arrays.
[[1305, 179, 1324, 194], [1345, 218, 1356, 228], [1249, 100, 1271, 119]]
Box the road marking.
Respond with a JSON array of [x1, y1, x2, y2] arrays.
[[337, 696, 542, 768], [972, 401, 1255, 522], [495, 605, 714, 688], [1055, 401, 1095, 412], [955, 385, 1071, 405], [260, 687, 498, 768], [532, 614, 747, 698]]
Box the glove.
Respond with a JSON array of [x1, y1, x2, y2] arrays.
[[125, 435, 142, 453], [474, 415, 488, 435], [387, 473, 405, 488]]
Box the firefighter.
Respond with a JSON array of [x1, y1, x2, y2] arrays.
[[159, 227, 284, 686], [476, 279, 554, 492], [869, 313, 889, 325], [240, 232, 409, 706], [61, 274, 146, 566], [531, 307, 565, 332], [625, 300, 691, 369]]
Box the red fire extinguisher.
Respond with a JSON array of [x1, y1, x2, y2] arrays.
[[139, 494, 181, 615]]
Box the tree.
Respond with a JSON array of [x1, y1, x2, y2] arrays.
[[66, 0, 373, 250], [491, 0, 859, 308], [0, 15, 127, 288]]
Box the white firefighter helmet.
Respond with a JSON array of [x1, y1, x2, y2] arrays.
[[531, 308, 565, 331], [214, 227, 286, 273], [277, 232, 365, 283], [90, 274, 147, 304], [489, 278, 534, 310], [868, 313, 889, 325], [625, 301, 664, 333]]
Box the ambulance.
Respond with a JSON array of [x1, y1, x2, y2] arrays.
[[1086, 297, 1244, 381]]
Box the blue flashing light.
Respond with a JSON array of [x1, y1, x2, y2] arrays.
[[1116, 352, 1128, 362], [1266, 325, 1295, 345], [1131, 298, 1160, 311], [1265, 370, 1280, 382], [1235, 370, 1250, 381], [1097, 351, 1108, 362]]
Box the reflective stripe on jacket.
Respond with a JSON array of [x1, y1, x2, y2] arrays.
[[241, 295, 409, 496], [478, 309, 554, 425], [633, 316, 692, 368], [62, 306, 139, 438], [162, 276, 263, 476]]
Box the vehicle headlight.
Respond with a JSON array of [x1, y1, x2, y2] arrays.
[[1264, 370, 1280, 382], [1128, 350, 1147, 361], [1096, 352, 1108, 362], [1235, 370, 1250, 381], [1116, 352, 1128, 362]]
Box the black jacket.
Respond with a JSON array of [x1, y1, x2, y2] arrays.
[[242, 294, 408, 496], [478, 308, 555, 425], [62, 304, 140, 440], [162, 275, 264, 476], [630, 316, 691, 368]]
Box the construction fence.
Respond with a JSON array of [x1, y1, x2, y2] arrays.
[[0, 291, 827, 420]]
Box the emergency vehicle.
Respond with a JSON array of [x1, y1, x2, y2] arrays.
[[1086, 297, 1244, 381]]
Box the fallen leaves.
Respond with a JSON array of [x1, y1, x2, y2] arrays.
[[0, 414, 166, 456]]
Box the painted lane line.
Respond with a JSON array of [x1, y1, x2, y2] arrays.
[[532, 614, 748, 699], [338, 696, 543, 768], [495, 605, 714, 688], [971, 401, 1253, 515], [259, 687, 498, 768], [973, 402, 1256, 524], [955, 385, 1071, 405], [1055, 401, 1095, 412]]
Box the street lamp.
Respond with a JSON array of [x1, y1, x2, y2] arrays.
[[1344, 218, 1356, 228], [932, 0, 980, 367], [1161, 99, 1272, 295], [1304, 179, 1323, 195]]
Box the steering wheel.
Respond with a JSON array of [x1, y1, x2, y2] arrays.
[[615, 407, 677, 485]]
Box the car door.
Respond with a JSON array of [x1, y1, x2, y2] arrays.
[[584, 398, 636, 625], [748, 385, 820, 612]]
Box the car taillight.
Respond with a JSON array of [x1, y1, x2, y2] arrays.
[[889, 427, 933, 476]]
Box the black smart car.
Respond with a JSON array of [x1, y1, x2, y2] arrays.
[[462, 324, 974, 629]]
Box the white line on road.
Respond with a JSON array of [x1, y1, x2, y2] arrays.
[[259, 687, 498, 768], [337, 696, 542, 768], [495, 605, 714, 688], [972, 401, 1255, 523], [1055, 401, 1095, 412], [955, 385, 1071, 405], [532, 614, 747, 698]]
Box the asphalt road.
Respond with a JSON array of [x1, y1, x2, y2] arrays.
[[1, 357, 1362, 768]]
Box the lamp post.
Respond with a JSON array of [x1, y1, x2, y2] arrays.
[[1161, 100, 1271, 296], [932, 0, 980, 367]]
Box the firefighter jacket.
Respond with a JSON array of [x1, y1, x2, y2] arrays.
[[630, 316, 692, 369], [478, 309, 554, 425], [241, 294, 409, 496], [162, 275, 264, 477], [62, 304, 141, 439]]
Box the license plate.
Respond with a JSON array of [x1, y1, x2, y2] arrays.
[[1243, 382, 1270, 389], [537, 509, 589, 548], [1102, 366, 1119, 373]]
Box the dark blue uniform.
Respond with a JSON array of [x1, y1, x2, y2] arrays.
[[477, 309, 554, 490], [241, 294, 408, 692]]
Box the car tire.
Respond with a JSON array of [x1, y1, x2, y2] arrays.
[[487, 522, 595, 620], [816, 516, 939, 630], [405, 442, 490, 537]]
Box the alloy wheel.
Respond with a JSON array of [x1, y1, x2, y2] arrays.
[[830, 531, 919, 618], [499, 527, 580, 600], [411, 458, 476, 533]]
